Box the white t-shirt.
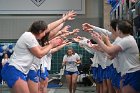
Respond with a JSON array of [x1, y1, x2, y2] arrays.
[[93, 26, 112, 37], [116, 35, 140, 76], [79, 38, 106, 68], [41, 50, 52, 71], [90, 51, 106, 69], [110, 37, 121, 72], [30, 50, 52, 73], [63, 53, 80, 72], [96, 52, 107, 69], [79, 38, 96, 54], [106, 37, 121, 67], [9, 32, 39, 74], [30, 56, 40, 71]]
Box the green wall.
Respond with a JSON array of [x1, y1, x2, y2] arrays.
[[50, 43, 94, 74]]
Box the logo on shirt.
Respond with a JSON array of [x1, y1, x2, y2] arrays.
[[31, 0, 46, 7], [34, 76, 39, 82]]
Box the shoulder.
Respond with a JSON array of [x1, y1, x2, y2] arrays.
[[74, 53, 79, 56], [22, 32, 35, 38]]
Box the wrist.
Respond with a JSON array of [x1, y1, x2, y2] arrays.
[[48, 42, 54, 48], [62, 17, 66, 22]]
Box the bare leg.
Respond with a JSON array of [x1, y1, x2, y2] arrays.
[[96, 83, 100, 93], [27, 79, 39, 93], [122, 85, 140, 93], [107, 79, 115, 93], [12, 78, 30, 93], [103, 80, 108, 93], [72, 74, 78, 93], [66, 75, 72, 93], [39, 78, 48, 93], [42, 77, 48, 93], [114, 88, 122, 93], [99, 83, 103, 93]]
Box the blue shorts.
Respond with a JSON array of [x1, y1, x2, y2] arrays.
[[122, 70, 140, 92], [91, 67, 98, 80], [37, 67, 49, 80], [27, 70, 39, 83], [106, 64, 114, 79], [64, 70, 79, 75], [111, 68, 121, 89], [1, 63, 27, 88], [96, 65, 104, 83], [102, 68, 107, 80]]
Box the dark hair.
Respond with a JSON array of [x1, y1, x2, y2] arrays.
[[66, 47, 75, 56], [117, 20, 133, 34], [90, 39, 97, 44], [28, 20, 48, 35], [39, 32, 50, 46], [110, 19, 119, 31]]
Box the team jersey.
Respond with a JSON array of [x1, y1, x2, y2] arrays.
[[63, 53, 80, 72], [9, 32, 39, 74], [116, 35, 140, 76]]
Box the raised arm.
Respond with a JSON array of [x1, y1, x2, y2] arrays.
[[29, 37, 64, 59], [91, 32, 121, 57], [82, 23, 112, 36], [46, 10, 76, 33], [73, 37, 96, 54], [48, 23, 64, 39], [50, 41, 71, 54]]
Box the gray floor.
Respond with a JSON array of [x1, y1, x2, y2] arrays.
[[0, 84, 96, 93], [0, 75, 96, 93]]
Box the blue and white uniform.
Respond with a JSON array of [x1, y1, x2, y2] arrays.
[[63, 53, 80, 75], [38, 50, 52, 80], [1, 32, 39, 88], [27, 57, 40, 83], [27, 49, 52, 82], [111, 37, 122, 88], [79, 38, 106, 83], [116, 35, 140, 91]]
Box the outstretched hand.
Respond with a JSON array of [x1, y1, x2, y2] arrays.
[[82, 23, 94, 32], [91, 31, 102, 42], [49, 37, 64, 47], [63, 10, 77, 21], [61, 25, 71, 33], [73, 36, 83, 42]]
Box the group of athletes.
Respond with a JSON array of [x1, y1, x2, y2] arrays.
[[1, 10, 140, 93]]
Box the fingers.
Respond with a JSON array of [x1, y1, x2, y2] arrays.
[[49, 37, 64, 47], [61, 25, 71, 33], [72, 28, 80, 33], [64, 10, 77, 21], [82, 23, 94, 32]]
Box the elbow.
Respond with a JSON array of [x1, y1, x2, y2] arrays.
[[35, 53, 44, 59], [36, 55, 42, 59]]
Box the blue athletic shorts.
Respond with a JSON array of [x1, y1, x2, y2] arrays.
[[1, 63, 27, 88], [122, 70, 140, 92], [37, 67, 49, 80], [64, 70, 79, 75], [111, 67, 121, 89], [106, 64, 114, 79], [91, 67, 98, 80], [27, 70, 39, 83], [96, 65, 103, 83], [102, 68, 107, 80]]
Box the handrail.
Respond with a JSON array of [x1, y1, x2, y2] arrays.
[[110, 0, 121, 15]]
